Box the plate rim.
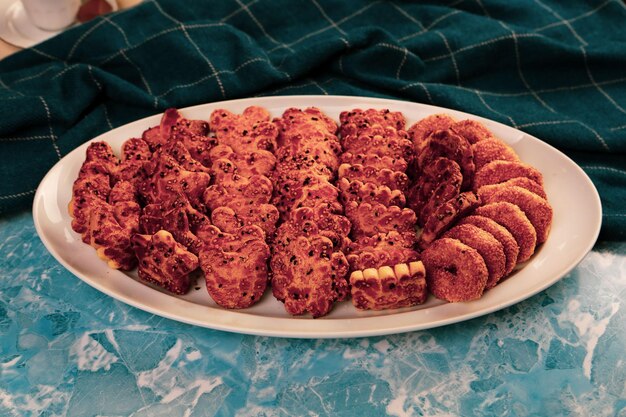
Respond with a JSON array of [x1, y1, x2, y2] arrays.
[[32, 94, 603, 338]]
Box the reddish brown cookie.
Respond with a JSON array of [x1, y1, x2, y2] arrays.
[[141, 108, 181, 151], [209, 144, 277, 179], [478, 177, 547, 200], [143, 109, 215, 166], [478, 185, 553, 244], [350, 262, 427, 310], [82, 141, 119, 174], [203, 174, 273, 210], [418, 182, 460, 228], [443, 224, 506, 289], [140, 153, 211, 211], [140, 195, 210, 255], [276, 107, 338, 138], [197, 224, 266, 251], [69, 172, 111, 237], [346, 231, 419, 271], [86, 200, 140, 270], [270, 235, 349, 318], [417, 192, 480, 250], [272, 147, 334, 182], [473, 160, 544, 191], [474, 202, 537, 263], [408, 114, 455, 155], [164, 141, 212, 174], [337, 164, 409, 193], [142, 108, 210, 150], [418, 129, 475, 190], [337, 178, 406, 208], [406, 157, 462, 222], [117, 138, 151, 186], [132, 230, 199, 294], [211, 204, 279, 236], [210, 106, 270, 138], [273, 175, 341, 221], [273, 204, 351, 251], [169, 127, 217, 168], [272, 148, 338, 188], [472, 137, 519, 171], [457, 215, 520, 276], [199, 238, 270, 309], [421, 237, 488, 302], [108, 180, 137, 205], [342, 125, 414, 162], [339, 108, 406, 139], [210, 107, 278, 154], [276, 127, 342, 158], [340, 153, 408, 172], [344, 201, 417, 238], [451, 119, 493, 144]]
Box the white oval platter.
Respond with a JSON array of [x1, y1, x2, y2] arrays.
[[33, 95, 602, 338]]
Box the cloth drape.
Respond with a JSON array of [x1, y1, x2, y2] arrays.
[[1, 0, 624, 239]]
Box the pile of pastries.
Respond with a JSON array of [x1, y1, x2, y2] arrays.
[[69, 105, 552, 317]]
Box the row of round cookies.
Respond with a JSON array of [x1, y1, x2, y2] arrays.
[[68, 105, 552, 317], [407, 114, 553, 302]]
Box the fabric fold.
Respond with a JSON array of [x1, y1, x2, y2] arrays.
[[0, 0, 624, 239]]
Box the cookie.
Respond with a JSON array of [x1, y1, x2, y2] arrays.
[[417, 191, 480, 250], [418, 129, 475, 190], [337, 178, 406, 208], [474, 202, 537, 263], [346, 231, 419, 271], [478, 177, 547, 200], [270, 235, 349, 318], [337, 163, 409, 193], [473, 160, 543, 191], [408, 114, 456, 155], [457, 215, 520, 276], [421, 237, 488, 302], [472, 137, 519, 171], [451, 119, 493, 144], [478, 185, 553, 244], [339, 108, 406, 139], [344, 201, 417, 238], [350, 262, 427, 310], [443, 224, 506, 289], [132, 230, 199, 294], [340, 152, 408, 172], [200, 237, 270, 309], [406, 157, 462, 223]]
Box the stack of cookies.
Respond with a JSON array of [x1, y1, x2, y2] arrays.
[[269, 108, 351, 318]]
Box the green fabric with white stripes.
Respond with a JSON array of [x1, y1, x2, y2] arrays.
[[0, 0, 624, 239]]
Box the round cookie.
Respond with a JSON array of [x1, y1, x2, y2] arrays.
[[474, 202, 537, 263], [418, 129, 475, 190], [407, 157, 462, 224], [418, 191, 480, 250], [451, 119, 493, 144], [478, 177, 547, 200], [457, 215, 520, 276], [421, 237, 488, 302], [472, 137, 520, 171], [443, 224, 507, 289], [473, 160, 543, 191], [408, 114, 456, 155], [478, 185, 553, 244], [419, 181, 460, 227]]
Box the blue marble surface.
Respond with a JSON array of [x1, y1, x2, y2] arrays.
[[1, 210, 625, 417]]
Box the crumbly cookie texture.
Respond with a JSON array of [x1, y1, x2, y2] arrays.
[[69, 106, 552, 314]]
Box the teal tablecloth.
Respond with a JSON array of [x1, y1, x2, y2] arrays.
[[1, 0, 625, 239]]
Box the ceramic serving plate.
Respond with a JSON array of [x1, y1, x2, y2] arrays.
[[33, 95, 602, 338]]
